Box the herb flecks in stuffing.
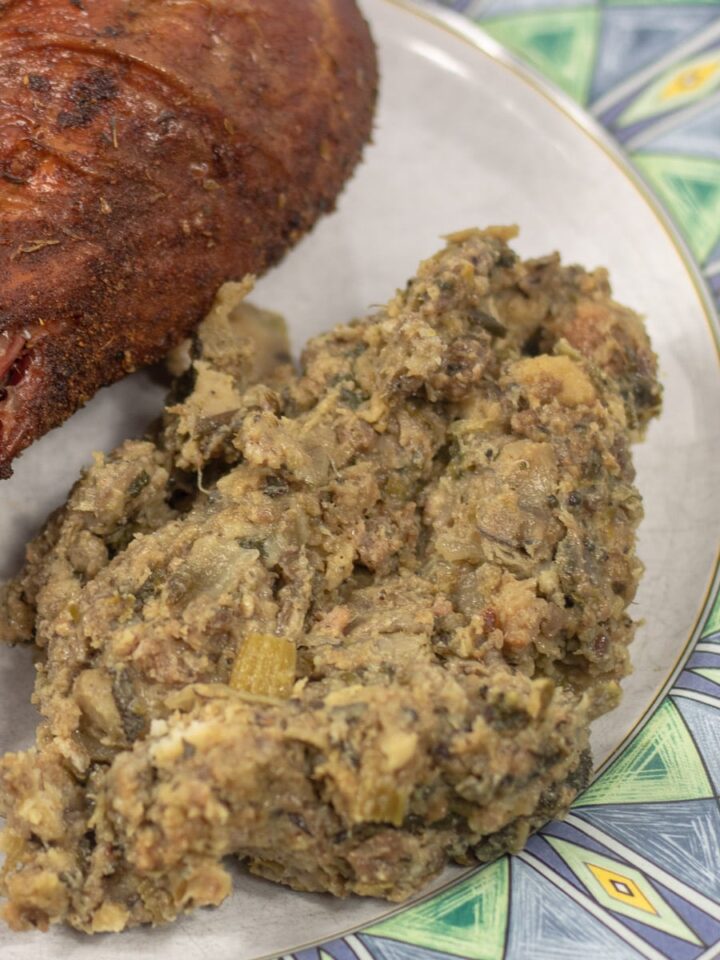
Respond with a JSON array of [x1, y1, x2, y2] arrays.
[[0, 229, 660, 933]]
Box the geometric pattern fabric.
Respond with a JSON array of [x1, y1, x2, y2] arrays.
[[576, 698, 713, 806], [589, 7, 720, 103], [504, 857, 647, 960], [364, 859, 509, 960], [632, 153, 720, 262], [574, 800, 720, 901], [545, 836, 702, 944], [458, 0, 720, 304], [481, 9, 600, 102]]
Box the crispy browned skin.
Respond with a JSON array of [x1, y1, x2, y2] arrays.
[[0, 0, 377, 476]]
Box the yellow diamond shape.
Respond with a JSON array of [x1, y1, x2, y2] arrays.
[[547, 836, 702, 944], [620, 52, 720, 127], [586, 864, 657, 916], [662, 59, 720, 101]]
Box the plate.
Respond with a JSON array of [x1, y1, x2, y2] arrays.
[[1, 1, 719, 958]]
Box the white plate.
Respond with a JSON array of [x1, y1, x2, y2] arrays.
[[1, 1, 719, 957]]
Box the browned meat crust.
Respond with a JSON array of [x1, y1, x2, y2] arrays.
[[0, 0, 377, 476], [0, 228, 661, 933]]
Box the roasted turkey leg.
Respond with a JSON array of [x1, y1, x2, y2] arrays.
[[0, 0, 377, 476]]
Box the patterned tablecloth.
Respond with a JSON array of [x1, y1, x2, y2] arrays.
[[290, 6, 720, 960], [441, 0, 720, 309]]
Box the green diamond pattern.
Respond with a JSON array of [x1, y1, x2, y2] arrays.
[[633, 153, 720, 263], [364, 859, 509, 960], [576, 698, 713, 806], [480, 9, 600, 104]]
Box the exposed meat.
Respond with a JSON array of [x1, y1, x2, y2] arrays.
[[0, 0, 377, 476]]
